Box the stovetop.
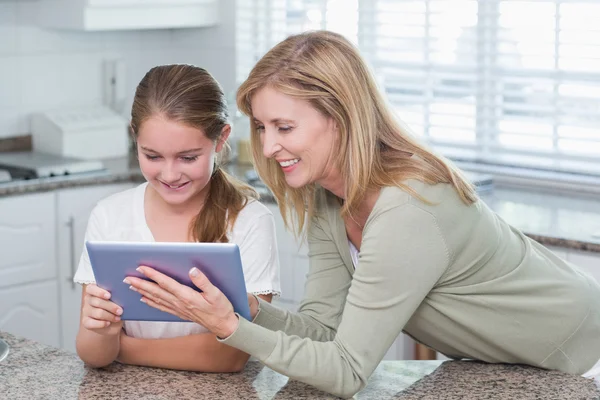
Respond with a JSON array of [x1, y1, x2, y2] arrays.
[[0, 152, 105, 180]]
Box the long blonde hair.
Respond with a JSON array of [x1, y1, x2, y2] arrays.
[[131, 64, 257, 242], [237, 31, 476, 235]]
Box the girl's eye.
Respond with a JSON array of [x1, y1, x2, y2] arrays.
[[181, 156, 198, 162], [279, 126, 292, 132], [145, 154, 161, 161]]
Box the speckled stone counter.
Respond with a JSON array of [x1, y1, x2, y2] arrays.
[[0, 332, 598, 399], [0, 153, 599, 253]]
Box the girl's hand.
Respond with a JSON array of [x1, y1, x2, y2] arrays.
[[125, 266, 240, 338], [81, 284, 123, 336]]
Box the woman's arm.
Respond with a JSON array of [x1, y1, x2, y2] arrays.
[[117, 294, 272, 372], [220, 204, 450, 398], [248, 212, 353, 341]]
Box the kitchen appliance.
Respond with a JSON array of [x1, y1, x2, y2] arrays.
[[0, 169, 10, 183], [0, 339, 8, 363], [31, 106, 130, 160], [0, 152, 106, 181]]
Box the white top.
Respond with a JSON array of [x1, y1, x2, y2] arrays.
[[74, 182, 281, 339], [349, 240, 359, 269]]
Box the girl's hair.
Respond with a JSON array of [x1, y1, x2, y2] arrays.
[[131, 64, 257, 243], [236, 30, 476, 235]]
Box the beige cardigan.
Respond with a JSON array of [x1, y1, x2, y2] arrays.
[[221, 180, 600, 398]]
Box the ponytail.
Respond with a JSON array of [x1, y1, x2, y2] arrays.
[[189, 167, 258, 243]]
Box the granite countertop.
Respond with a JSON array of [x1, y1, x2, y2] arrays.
[[1, 332, 598, 399], [0, 154, 599, 253]]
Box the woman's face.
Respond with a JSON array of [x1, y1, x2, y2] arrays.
[[136, 116, 228, 208], [251, 86, 340, 190]]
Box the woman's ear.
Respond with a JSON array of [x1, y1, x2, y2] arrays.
[[215, 124, 231, 153]]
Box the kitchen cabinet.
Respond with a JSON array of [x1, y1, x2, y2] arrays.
[[0, 281, 60, 347], [56, 183, 135, 352], [36, 0, 219, 31], [0, 183, 135, 352], [0, 192, 59, 347]]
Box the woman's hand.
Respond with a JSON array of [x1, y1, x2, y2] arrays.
[[81, 284, 123, 336], [124, 266, 240, 339]]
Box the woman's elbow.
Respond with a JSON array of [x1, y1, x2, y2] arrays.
[[333, 382, 365, 399]]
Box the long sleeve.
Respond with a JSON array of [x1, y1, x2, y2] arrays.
[[220, 203, 450, 398], [250, 211, 352, 341]]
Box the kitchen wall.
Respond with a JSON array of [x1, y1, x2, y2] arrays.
[[0, 0, 236, 139]]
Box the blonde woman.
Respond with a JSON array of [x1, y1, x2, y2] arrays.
[[127, 32, 600, 397]]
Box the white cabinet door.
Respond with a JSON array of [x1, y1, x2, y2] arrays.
[[56, 183, 135, 352], [567, 250, 600, 284], [0, 192, 56, 288], [0, 280, 60, 347]]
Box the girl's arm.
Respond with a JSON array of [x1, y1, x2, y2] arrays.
[[117, 294, 272, 372]]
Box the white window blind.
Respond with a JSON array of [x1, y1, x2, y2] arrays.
[[236, 0, 600, 175]]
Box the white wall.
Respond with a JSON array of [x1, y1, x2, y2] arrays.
[[0, 0, 237, 139]]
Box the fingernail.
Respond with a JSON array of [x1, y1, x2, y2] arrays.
[[103, 292, 110, 299], [123, 278, 130, 285], [140, 298, 147, 304], [136, 267, 142, 273], [116, 308, 123, 315], [115, 317, 121, 322], [189, 267, 199, 277], [129, 285, 137, 292]]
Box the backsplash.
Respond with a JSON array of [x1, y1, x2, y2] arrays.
[[0, 0, 236, 140], [0, 134, 30, 152]]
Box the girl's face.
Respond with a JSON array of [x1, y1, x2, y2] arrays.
[[136, 116, 228, 208], [251, 86, 340, 191]]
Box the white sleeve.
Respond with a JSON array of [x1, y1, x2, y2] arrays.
[[73, 205, 107, 285], [238, 212, 281, 296]]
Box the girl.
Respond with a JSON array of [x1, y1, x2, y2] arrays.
[[126, 32, 600, 398], [73, 64, 280, 372]]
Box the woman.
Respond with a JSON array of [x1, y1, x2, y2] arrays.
[[126, 32, 600, 398], [74, 64, 280, 372]]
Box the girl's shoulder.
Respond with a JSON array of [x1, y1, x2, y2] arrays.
[[234, 198, 274, 225], [91, 182, 146, 230]]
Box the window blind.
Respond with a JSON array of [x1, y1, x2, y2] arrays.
[[236, 0, 600, 175]]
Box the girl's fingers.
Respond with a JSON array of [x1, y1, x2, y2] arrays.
[[87, 296, 123, 316], [90, 307, 121, 322], [85, 284, 111, 300], [82, 316, 111, 330]]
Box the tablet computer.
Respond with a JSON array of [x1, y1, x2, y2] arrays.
[[86, 241, 251, 322]]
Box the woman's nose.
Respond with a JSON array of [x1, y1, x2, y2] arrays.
[[262, 130, 281, 158]]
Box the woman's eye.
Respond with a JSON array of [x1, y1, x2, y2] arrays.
[[181, 156, 198, 163], [256, 125, 265, 132]]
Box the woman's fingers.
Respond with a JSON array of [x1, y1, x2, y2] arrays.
[[189, 267, 222, 301], [140, 296, 189, 321], [136, 266, 188, 297]]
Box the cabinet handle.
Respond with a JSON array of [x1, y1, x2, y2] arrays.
[[66, 216, 76, 290]]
